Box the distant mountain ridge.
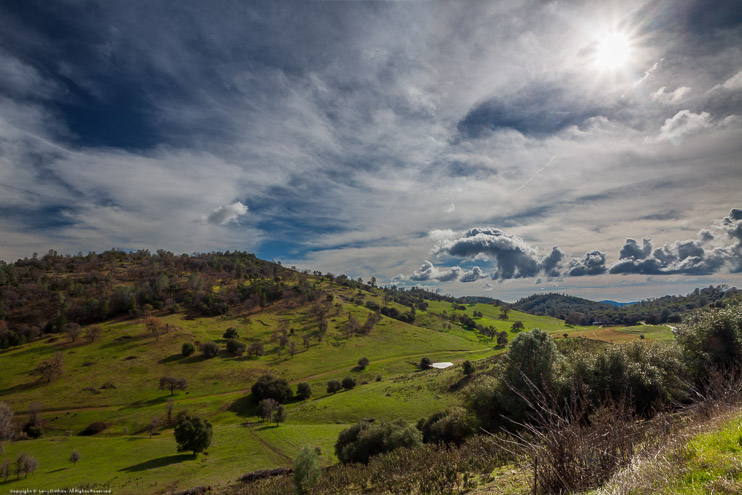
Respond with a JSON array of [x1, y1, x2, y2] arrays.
[[600, 300, 637, 307]]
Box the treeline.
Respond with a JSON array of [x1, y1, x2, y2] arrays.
[[512, 285, 741, 326], [0, 249, 312, 348]]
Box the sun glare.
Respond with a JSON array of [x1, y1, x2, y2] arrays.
[[595, 32, 631, 70]]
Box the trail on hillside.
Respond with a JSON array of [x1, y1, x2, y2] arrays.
[[243, 421, 292, 463]]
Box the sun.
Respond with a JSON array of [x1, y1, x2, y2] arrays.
[[594, 32, 632, 70]]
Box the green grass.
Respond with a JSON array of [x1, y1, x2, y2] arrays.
[[672, 414, 742, 493]]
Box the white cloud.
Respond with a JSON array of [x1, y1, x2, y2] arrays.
[[204, 201, 248, 225], [647, 109, 712, 144], [651, 86, 691, 104]]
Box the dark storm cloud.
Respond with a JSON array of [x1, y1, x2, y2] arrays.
[[456, 80, 611, 139], [540, 246, 565, 278], [619, 238, 652, 260], [567, 251, 608, 276]]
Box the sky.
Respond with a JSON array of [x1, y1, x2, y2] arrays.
[[0, 0, 741, 302]]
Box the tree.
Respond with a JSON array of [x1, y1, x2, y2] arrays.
[[0, 458, 9, 482], [289, 340, 296, 358], [200, 341, 220, 358], [85, 325, 103, 343], [302, 334, 311, 349], [159, 376, 187, 396], [462, 360, 475, 376], [251, 374, 293, 403], [181, 342, 195, 357], [259, 398, 278, 423], [273, 404, 287, 425], [420, 357, 432, 370], [0, 402, 15, 442], [294, 445, 321, 494], [63, 322, 82, 342], [165, 398, 175, 425], [335, 419, 422, 464], [36, 352, 64, 382], [69, 450, 81, 466], [147, 316, 164, 340], [327, 380, 342, 395], [417, 407, 474, 445], [147, 417, 162, 438], [222, 327, 239, 339], [296, 382, 312, 400], [496, 331, 509, 347], [511, 321, 525, 332], [357, 357, 370, 370], [342, 376, 357, 391], [15, 453, 38, 479], [226, 339, 246, 356], [174, 413, 212, 455], [499, 306, 510, 320], [247, 341, 264, 358]]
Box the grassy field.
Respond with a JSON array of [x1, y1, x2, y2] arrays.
[[0, 289, 677, 493]]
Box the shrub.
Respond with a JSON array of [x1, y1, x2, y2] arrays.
[[79, 422, 108, 436], [294, 446, 321, 494], [462, 360, 475, 376], [223, 327, 239, 339], [200, 341, 219, 358], [251, 374, 293, 403], [417, 407, 474, 445], [23, 424, 43, 439], [335, 419, 422, 464], [226, 339, 246, 356], [357, 357, 369, 369], [420, 357, 432, 370], [342, 376, 357, 391], [327, 380, 342, 395], [181, 342, 195, 357], [296, 382, 312, 400]]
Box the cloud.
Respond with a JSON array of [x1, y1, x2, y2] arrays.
[[408, 261, 462, 282], [541, 246, 565, 278], [567, 250, 608, 276], [719, 70, 742, 91], [460, 266, 485, 283], [618, 238, 652, 260], [204, 201, 248, 225], [649, 109, 712, 143], [651, 86, 691, 104]]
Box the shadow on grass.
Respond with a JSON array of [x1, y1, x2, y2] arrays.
[[228, 394, 258, 417], [129, 394, 178, 408], [158, 354, 185, 364], [254, 424, 280, 431], [119, 453, 195, 472], [0, 380, 40, 397]]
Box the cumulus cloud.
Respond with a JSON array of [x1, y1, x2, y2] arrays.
[[610, 209, 742, 275], [567, 250, 608, 276], [460, 266, 485, 283], [204, 201, 248, 225], [649, 109, 712, 143], [720, 70, 742, 91], [651, 86, 691, 104], [408, 261, 461, 282]]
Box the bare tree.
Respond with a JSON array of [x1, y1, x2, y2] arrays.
[[159, 376, 187, 396], [28, 402, 42, 427], [36, 352, 64, 382], [63, 323, 82, 342], [289, 341, 296, 358], [85, 325, 103, 343], [259, 398, 278, 423], [147, 317, 164, 340], [69, 450, 81, 466], [165, 398, 175, 425], [0, 402, 15, 444], [146, 417, 162, 438], [302, 334, 311, 350]]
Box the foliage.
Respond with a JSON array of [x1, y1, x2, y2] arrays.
[[174, 412, 213, 455], [335, 419, 422, 464], [327, 380, 342, 395], [251, 374, 293, 403], [417, 407, 474, 445], [272, 404, 287, 425], [296, 382, 312, 400], [357, 357, 369, 369], [342, 376, 357, 391], [225, 338, 246, 356], [462, 360, 474, 376], [420, 357, 432, 370], [200, 341, 220, 358], [222, 327, 239, 339], [69, 450, 81, 466], [258, 399, 278, 423], [676, 304, 742, 382], [35, 352, 64, 383], [181, 342, 195, 357], [293, 445, 321, 494]]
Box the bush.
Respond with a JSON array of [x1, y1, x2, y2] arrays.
[[357, 357, 369, 369], [79, 422, 108, 436], [226, 339, 246, 356], [251, 374, 293, 403], [181, 342, 195, 357], [294, 446, 321, 494], [296, 382, 312, 400], [23, 424, 43, 439], [462, 360, 475, 376], [327, 380, 342, 395], [335, 419, 422, 464], [417, 407, 474, 445], [342, 376, 357, 391], [676, 305, 742, 382], [200, 341, 219, 358], [420, 357, 432, 370], [223, 327, 239, 339]]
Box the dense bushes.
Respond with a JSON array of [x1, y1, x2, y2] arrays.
[[251, 374, 293, 403], [335, 419, 422, 464], [417, 407, 474, 445]]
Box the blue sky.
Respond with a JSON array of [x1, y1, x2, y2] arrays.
[[1, 0, 741, 301]]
